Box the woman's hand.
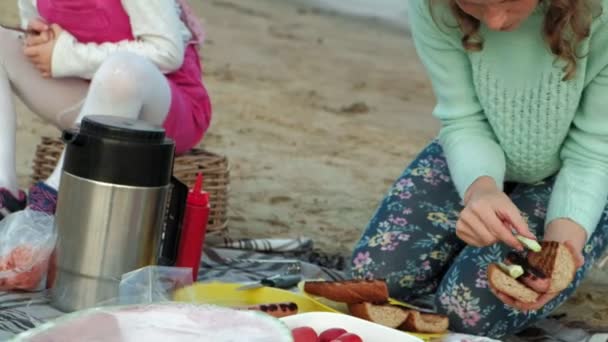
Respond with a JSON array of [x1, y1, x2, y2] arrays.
[[494, 242, 584, 311], [543, 219, 586, 266], [494, 220, 586, 311], [23, 24, 63, 78], [492, 280, 559, 312], [457, 176, 536, 251]]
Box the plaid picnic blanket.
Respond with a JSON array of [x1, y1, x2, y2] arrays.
[[0, 237, 346, 340], [0, 237, 602, 341]]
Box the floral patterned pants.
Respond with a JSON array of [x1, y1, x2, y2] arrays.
[[350, 141, 608, 338]]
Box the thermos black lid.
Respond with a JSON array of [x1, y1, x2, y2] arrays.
[[62, 115, 175, 187], [80, 115, 166, 143]]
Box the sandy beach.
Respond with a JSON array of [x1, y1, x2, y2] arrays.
[[1, 0, 606, 330], [1, 0, 438, 255]]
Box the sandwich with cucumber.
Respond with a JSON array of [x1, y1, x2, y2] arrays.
[[487, 238, 577, 304]]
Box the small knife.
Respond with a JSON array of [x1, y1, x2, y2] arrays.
[[506, 252, 547, 279], [388, 298, 438, 314], [236, 274, 302, 291]]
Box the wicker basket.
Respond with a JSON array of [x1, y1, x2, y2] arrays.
[[31, 136, 229, 235]]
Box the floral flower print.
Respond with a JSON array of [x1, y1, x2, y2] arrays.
[[350, 141, 608, 339]]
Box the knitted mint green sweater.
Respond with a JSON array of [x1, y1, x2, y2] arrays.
[[408, 0, 608, 240]]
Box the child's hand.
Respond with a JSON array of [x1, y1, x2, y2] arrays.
[[25, 18, 51, 46], [24, 24, 63, 78], [457, 176, 535, 250]]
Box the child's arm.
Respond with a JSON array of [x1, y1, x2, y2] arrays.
[[545, 16, 608, 243], [50, 0, 188, 79], [18, 0, 39, 29], [407, 0, 506, 198]]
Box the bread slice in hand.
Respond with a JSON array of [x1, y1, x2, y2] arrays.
[[348, 302, 409, 328], [400, 310, 450, 334], [487, 264, 540, 303], [527, 241, 576, 293], [488, 241, 577, 304], [348, 302, 449, 334], [303, 279, 389, 304]]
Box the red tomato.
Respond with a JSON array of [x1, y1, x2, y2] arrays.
[[291, 326, 319, 342], [331, 333, 363, 342], [319, 328, 348, 342]]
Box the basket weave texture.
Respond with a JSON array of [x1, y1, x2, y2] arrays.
[[31, 136, 229, 235]]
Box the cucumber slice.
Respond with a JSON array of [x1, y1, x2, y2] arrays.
[[497, 262, 524, 279], [516, 235, 542, 252]]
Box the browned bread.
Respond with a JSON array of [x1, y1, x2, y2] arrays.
[[488, 242, 577, 305], [348, 303, 409, 328], [303, 279, 389, 304], [527, 241, 576, 293], [348, 302, 449, 334], [487, 264, 540, 303], [400, 310, 449, 334]]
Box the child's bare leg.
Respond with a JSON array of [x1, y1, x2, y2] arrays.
[[0, 27, 88, 199], [0, 42, 19, 197]]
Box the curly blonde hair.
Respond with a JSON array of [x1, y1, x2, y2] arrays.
[[435, 0, 600, 80]]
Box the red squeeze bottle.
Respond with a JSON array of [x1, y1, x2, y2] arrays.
[[175, 173, 210, 281]]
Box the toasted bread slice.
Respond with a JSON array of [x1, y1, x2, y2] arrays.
[[400, 310, 449, 334], [527, 241, 576, 293], [303, 279, 389, 304], [487, 264, 539, 303], [349, 302, 449, 334], [348, 302, 409, 328]]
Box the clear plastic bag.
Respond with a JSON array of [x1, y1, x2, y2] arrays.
[[117, 266, 194, 305], [0, 209, 56, 292]]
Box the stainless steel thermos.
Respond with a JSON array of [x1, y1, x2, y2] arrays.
[[50, 115, 185, 312]]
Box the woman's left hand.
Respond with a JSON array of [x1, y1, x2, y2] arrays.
[[493, 219, 586, 311], [23, 24, 64, 78]]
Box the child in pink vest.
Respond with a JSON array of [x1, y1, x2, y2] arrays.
[[0, 0, 212, 216]]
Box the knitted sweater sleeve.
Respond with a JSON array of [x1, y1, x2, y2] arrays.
[[546, 16, 608, 240], [407, 0, 506, 198]]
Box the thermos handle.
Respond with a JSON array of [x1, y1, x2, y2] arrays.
[[157, 177, 188, 266]]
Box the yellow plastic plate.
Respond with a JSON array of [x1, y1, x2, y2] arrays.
[[173, 282, 338, 313], [297, 280, 445, 342]]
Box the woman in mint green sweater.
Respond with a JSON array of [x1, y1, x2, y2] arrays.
[[351, 0, 608, 337]]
